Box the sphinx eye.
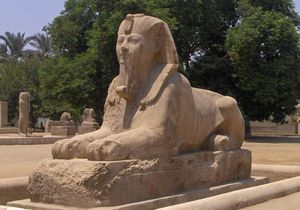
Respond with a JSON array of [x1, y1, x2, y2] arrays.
[[117, 37, 124, 44], [129, 36, 140, 44]]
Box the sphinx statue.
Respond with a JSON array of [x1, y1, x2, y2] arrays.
[[81, 108, 98, 125], [52, 14, 245, 161], [77, 108, 100, 134], [27, 14, 251, 208]]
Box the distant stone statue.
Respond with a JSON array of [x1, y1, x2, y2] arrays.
[[60, 112, 72, 122], [81, 108, 97, 125], [52, 14, 245, 160], [46, 112, 76, 137], [78, 108, 100, 134], [18, 92, 30, 134]]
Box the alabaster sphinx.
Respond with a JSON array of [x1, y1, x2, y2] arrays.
[[52, 14, 245, 160], [29, 14, 251, 208]]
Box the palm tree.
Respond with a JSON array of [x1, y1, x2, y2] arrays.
[[0, 43, 8, 62], [0, 32, 32, 58], [30, 33, 54, 57]]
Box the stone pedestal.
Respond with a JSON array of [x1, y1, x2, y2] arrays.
[[0, 127, 19, 134], [45, 112, 77, 137], [8, 177, 267, 210], [50, 126, 76, 136], [28, 149, 251, 208], [0, 102, 8, 127]]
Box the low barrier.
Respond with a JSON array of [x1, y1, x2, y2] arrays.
[[252, 164, 300, 181], [160, 175, 300, 210], [0, 136, 63, 145], [248, 121, 299, 135], [0, 177, 28, 205]]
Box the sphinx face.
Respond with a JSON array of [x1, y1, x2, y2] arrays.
[[116, 33, 143, 80], [116, 30, 156, 100]]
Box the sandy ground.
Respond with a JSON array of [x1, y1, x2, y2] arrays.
[[242, 141, 300, 166], [0, 144, 52, 179], [1, 136, 300, 179]]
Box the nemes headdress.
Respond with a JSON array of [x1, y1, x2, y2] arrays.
[[118, 14, 179, 106], [118, 14, 179, 66]]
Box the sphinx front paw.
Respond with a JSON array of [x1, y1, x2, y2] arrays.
[[52, 138, 91, 159], [86, 140, 129, 161]]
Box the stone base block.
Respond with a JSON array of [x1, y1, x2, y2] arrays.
[[0, 127, 19, 134], [50, 126, 76, 136], [27, 149, 251, 208], [77, 125, 100, 134], [8, 177, 268, 210]]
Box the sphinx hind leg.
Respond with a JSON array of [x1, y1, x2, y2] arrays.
[[216, 96, 245, 149], [205, 96, 245, 151], [205, 134, 230, 151]]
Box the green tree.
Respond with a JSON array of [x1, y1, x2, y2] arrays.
[[187, 0, 239, 96], [40, 0, 300, 123], [38, 53, 97, 120], [247, 0, 299, 24], [46, 0, 97, 57], [0, 32, 32, 58], [226, 9, 300, 122], [0, 55, 41, 125]]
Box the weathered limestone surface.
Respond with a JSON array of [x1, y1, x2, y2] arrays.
[[0, 102, 8, 127], [28, 150, 251, 208]]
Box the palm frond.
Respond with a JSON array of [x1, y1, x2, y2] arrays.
[[29, 33, 54, 56], [0, 32, 32, 58]]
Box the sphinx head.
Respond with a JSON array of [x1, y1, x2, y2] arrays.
[[116, 14, 178, 101]]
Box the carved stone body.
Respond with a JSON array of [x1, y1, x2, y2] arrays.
[[18, 92, 30, 134], [52, 14, 245, 160]]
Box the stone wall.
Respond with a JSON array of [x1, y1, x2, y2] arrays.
[[248, 121, 299, 135]]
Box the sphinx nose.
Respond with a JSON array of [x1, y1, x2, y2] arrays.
[[121, 41, 129, 51]]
